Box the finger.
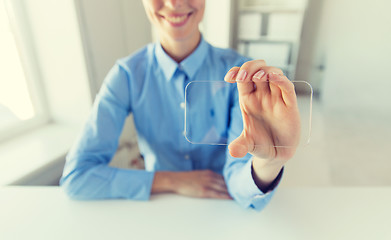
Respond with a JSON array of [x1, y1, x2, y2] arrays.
[[252, 69, 270, 94], [252, 66, 283, 96], [203, 172, 231, 196], [204, 188, 233, 200], [208, 173, 229, 191], [267, 73, 284, 103], [252, 66, 284, 102], [224, 67, 240, 83], [268, 72, 296, 107], [204, 170, 225, 181], [209, 178, 229, 194], [260, 66, 284, 76], [235, 60, 266, 95], [209, 183, 229, 195], [228, 132, 251, 158]]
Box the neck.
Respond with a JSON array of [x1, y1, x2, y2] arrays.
[[159, 31, 201, 63]]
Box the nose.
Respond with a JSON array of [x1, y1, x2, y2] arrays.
[[165, 0, 185, 9]]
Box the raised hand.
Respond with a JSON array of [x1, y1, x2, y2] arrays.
[[224, 60, 301, 163]]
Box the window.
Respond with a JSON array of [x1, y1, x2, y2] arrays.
[[0, 0, 49, 142], [0, 0, 93, 185]]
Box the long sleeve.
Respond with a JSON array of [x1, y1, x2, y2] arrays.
[[60, 64, 154, 200], [223, 85, 282, 211]]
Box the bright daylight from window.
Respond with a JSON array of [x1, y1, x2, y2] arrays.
[[0, 1, 35, 132]]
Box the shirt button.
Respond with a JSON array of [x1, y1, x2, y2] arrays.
[[184, 155, 190, 160], [180, 102, 185, 109]]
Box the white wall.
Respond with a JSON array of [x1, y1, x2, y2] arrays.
[[320, 0, 391, 112], [22, 0, 92, 126], [202, 0, 233, 48], [75, 0, 152, 93], [295, 0, 325, 91]]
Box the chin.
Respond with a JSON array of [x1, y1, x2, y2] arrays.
[[169, 29, 200, 42]]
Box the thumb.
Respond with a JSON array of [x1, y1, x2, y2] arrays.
[[228, 133, 251, 158]]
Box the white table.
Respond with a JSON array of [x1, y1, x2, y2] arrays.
[[0, 187, 390, 240]]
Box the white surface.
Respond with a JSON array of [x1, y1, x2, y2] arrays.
[[0, 124, 78, 185], [0, 187, 390, 240]]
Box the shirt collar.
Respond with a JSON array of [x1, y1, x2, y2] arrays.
[[155, 36, 209, 81]]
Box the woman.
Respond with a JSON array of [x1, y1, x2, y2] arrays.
[[60, 0, 300, 211]]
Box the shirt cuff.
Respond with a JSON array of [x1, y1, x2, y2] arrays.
[[235, 159, 284, 210], [112, 169, 155, 201], [251, 163, 284, 211]]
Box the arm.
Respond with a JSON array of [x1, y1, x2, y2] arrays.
[[223, 60, 300, 210], [223, 82, 279, 210], [251, 156, 285, 193], [60, 64, 154, 200], [60, 63, 231, 200]]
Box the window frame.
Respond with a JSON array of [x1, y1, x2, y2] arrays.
[[0, 0, 51, 142]]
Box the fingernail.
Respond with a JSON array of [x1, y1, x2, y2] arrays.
[[236, 70, 247, 82], [253, 70, 265, 80], [268, 72, 278, 79], [224, 71, 236, 81]]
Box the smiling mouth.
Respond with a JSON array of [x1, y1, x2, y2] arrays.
[[163, 13, 192, 25]]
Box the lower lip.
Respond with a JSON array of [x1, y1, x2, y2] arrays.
[[165, 13, 191, 27]]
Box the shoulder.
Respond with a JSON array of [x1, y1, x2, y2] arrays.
[[101, 44, 155, 91], [207, 43, 251, 68], [115, 43, 155, 74]]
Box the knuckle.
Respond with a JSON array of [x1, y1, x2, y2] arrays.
[[241, 60, 259, 68], [281, 78, 295, 91], [205, 169, 214, 176], [240, 60, 267, 74], [265, 66, 283, 74], [288, 80, 295, 89], [240, 61, 251, 70], [274, 68, 284, 75], [256, 59, 266, 65], [227, 67, 240, 74], [200, 187, 209, 197]]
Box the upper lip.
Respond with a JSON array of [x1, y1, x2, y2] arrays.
[[161, 12, 192, 19]]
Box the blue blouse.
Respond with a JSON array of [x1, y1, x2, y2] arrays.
[[60, 37, 281, 210]]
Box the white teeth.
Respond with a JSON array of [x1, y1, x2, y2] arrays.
[[166, 15, 187, 24]]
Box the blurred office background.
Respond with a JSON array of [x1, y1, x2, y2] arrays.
[[0, 0, 390, 187]]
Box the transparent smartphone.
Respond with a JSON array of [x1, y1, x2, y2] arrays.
[[184, 80, 312, 148]]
